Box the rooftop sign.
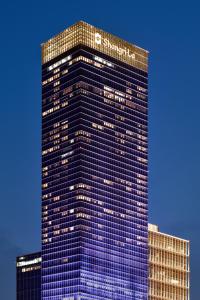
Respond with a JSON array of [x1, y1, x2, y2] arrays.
[[94, 32, 136, 59], [42, 21, 148, 71]]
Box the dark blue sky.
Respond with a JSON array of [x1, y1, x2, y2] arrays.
[[0, 0, 199, 298]]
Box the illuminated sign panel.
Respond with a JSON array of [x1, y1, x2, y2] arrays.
[[42, 21, 148, 71], [17, 257, 42, 267], [95, 32, 135, 59]]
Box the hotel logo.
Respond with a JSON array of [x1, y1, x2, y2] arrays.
[[94, 32, 135, 60], [95, 32, 102, 45]]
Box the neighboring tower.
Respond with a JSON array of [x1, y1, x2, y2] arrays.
[[16, 252, 41, 300], [148, 224, 190, 300], [41, 21, 148, 300]]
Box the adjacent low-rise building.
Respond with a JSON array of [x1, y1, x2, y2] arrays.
[[16, 252, 41, 300], [148, 224, 190, 300]]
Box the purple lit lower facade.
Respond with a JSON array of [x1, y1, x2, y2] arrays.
[[16, 226, 190, 300]]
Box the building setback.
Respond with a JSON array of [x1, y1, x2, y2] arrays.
[[41, 21, 149, 300], [148, 224, 190, 300], [16, 252, 41, 300]]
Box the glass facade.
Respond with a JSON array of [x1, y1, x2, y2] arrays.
[[16, 252, 41, 300], [42, 21, 148, 300]]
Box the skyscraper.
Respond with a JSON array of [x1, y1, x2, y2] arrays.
[[16, 252, 41, 300], [148, 224, 190, 300], [41, 21, 148, 300]]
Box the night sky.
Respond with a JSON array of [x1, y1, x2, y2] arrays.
[[0, 1, 199, 298]]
